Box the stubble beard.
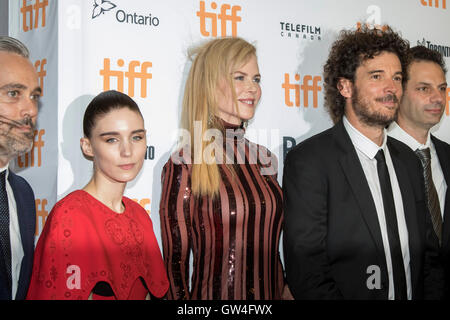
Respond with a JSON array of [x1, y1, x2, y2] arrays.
[[351, 87, 399, 128], [0, 116, 35, 159]]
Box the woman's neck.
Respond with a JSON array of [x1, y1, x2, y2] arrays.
[[83, 173, 127, 213]]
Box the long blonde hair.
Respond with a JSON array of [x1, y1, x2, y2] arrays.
[[180, 37, 257, 197]]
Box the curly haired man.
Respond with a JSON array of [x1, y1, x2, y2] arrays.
[[283, 25, 443, 300]]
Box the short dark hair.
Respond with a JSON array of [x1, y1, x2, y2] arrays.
[[408, 45, 447, 76], [0, 36, 30, 58], [83, 90, 143, 138], [323, 25, 410, 124]]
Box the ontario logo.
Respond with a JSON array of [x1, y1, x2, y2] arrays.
[[417, 38, 450, 58], [92, 0, 116, 18], [280, 21, 321, 41], [91, 0, 160, 27]]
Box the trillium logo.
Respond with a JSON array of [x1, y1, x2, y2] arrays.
[[417, 38, 426, 46], [92, 0, 116, 19]]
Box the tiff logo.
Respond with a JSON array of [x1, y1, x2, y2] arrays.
[[446, 88, 450, 116], [132, 198, 151, 215], [282, 73, 322, 108], [21, 0, 49, 32], [34, 59, 47, 95], [100, 58, 152, 98], [197, 1, 241, 37], [35, 198, 48, 236], [421, 0, 447, 8], [17, 129, 45, 168]]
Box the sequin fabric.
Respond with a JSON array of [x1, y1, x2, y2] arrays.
[[159, 122, 285, 300]]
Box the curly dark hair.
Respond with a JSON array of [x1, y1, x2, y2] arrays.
[[408, 45, 447, 75], [323, 25, 410, 124]]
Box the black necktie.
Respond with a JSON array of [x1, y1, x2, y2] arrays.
[[415, 148, 442, 244], [375, 149, 407, 300], [0, 170, 12, 299]]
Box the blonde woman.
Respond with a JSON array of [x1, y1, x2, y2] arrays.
[[159, 37, 290, 300]]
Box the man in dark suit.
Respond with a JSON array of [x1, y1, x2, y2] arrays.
[[387, 45, 450, 298], [283, 26, 442, 300], [0, 36, 40, 300]]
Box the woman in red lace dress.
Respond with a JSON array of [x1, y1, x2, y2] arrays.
[[27, 90, 168, 300], [159, 37, 292, 300]]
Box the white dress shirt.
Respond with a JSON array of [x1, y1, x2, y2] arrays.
[[343, 116, 412, 300], [0, 165, 24, 300], [388, 121, 447, 217]]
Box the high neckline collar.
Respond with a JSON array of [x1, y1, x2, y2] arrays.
[[217, 117, 245, 142], [219, 118, 244, 130]]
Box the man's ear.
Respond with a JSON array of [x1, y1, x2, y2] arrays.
[[80, 137, 93, 158], [337, 78, 353, 99]]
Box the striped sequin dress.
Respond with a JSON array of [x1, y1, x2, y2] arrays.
[[159, 122, 285, 300]]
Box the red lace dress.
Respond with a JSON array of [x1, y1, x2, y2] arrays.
[[26, 190, 169, 300]]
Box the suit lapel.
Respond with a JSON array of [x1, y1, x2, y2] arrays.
[[431, 135, 450, 248], [8, 173, 31, 255], [432, 135, 450, 186], [7, 172, 32, 299], [333, 121, 387, 269]]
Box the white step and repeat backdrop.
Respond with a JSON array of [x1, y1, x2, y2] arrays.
[[8, 0, 450, 246]]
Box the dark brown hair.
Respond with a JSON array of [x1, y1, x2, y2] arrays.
[[323, 25, 410, 123], [408, 45, 447, 75], [83, 90, 143, 138]]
